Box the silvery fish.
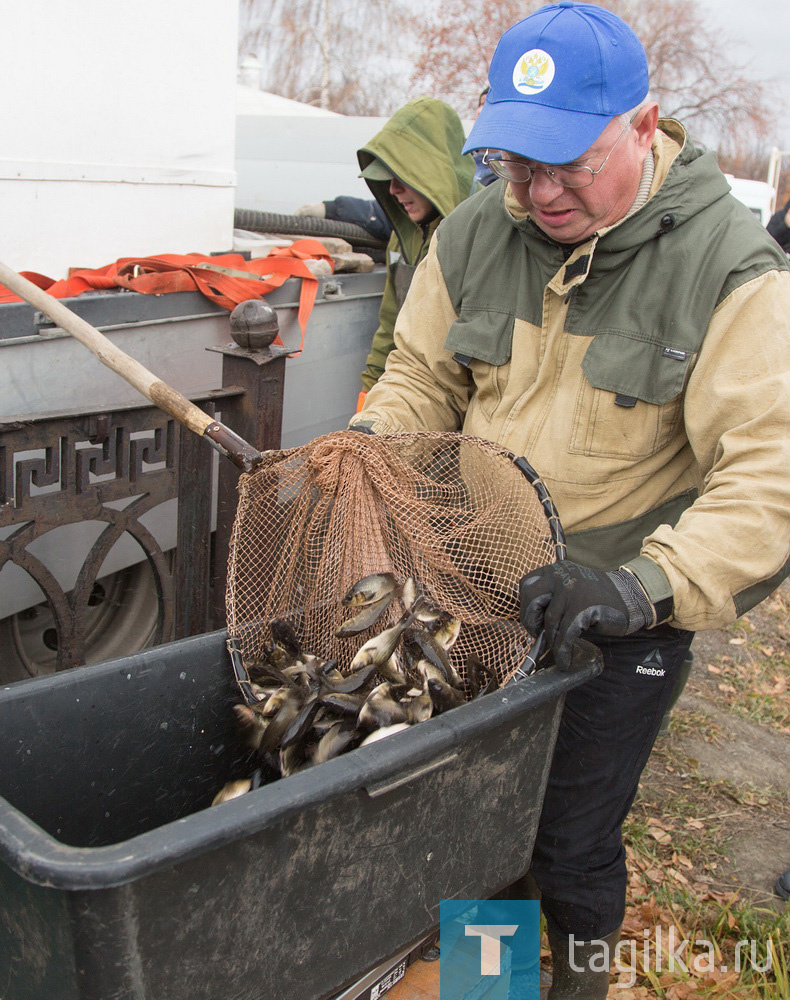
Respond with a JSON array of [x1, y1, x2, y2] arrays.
[[416, 659, 445, 684], [402, 683, 433, 724], [342, 573, 398, 607], [320, 660, 380, 694], [404, 628, 462, 686], [233, 703, 270, 750], [280, 696, 323, 750], [312, 720, 362, 764], [270, 618, 302, 659], [211, 779, 252, 806], [348, 611, 416, 671], [335, 593, 394, 637], [358, 681, 411, 730], [400, 576, 418, 612], [359, 722, 412, 746], [259, 695, 304, 755], [466, 652, 499, 697], [279, 742, 308, 778], [430, 616, 462, 651], [319, 691, 366, 716], [427, 676, 466, 714]]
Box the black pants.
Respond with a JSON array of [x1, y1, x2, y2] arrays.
[[529, 624, 694, 939]]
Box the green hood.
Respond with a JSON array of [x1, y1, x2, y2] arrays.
[[357, 97, 475, 252]]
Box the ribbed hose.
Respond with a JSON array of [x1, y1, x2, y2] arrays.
[[234, 209, 387, 252]]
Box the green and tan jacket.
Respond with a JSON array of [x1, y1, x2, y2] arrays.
[[357, 97, 475, 391], [357, 121, 790, 631]]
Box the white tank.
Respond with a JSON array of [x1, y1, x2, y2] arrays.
[[0, 0, 238, 278]]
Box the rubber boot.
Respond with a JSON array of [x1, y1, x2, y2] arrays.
[[546, 926, 621, 999], [489, 874, 550, 994], [657, 650, 694, 736]]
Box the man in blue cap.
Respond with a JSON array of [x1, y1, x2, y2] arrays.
[[352, 3, 790, 996]]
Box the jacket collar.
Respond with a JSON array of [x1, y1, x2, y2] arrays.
[[501, 120, 732, 293]]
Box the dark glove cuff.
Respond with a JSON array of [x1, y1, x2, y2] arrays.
[[610, 568, 655, 631]]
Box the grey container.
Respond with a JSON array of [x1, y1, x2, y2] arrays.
[[0, 630, 598, 1000]]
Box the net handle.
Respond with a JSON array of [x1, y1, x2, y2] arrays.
[[511, 455, 567, 563], [508, 455, 567, 677]]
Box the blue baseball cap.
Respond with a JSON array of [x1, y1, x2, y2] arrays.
[[463, 1, 648, 164]]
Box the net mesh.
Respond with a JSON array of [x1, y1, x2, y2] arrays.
[[226, 431, 563, 695]]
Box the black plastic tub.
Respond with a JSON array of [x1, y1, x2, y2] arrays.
[[0, 630, 599, 1000]]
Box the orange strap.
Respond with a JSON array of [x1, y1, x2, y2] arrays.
[[0, 240, 333, 357], [356, 390, 368, 413]]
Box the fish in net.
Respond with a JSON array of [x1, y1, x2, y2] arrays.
[[226, 430, 565, 702]]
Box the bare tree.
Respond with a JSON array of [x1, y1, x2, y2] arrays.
[[411, 0, 777, 146], [238, 0, 416, 115], [410, 0, 528, 115]]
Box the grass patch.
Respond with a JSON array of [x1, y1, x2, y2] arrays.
[[708, 597, 790, 731], [618, 724, 790, 998], [662, 708, 726, 744], [615, 887, 788, 999]]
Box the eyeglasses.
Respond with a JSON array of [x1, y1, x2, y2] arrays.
[[482, 115, 636, 189]]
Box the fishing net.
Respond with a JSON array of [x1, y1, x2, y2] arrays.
[[226, 430, 565, 704]]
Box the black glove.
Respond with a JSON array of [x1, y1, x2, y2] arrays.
[[519, 561, 658, 670], [348, 423, 375, 434]]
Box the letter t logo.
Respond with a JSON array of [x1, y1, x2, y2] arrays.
[[464, 925, 519, 975]]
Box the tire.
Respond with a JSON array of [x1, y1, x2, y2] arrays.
[[0, 562, 161, 682]]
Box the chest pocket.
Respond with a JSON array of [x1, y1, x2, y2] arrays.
[[444, 309, 515, 421], [569, 332, 695, 459]]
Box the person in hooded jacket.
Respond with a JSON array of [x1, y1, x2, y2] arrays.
[[767, 197, 790, 253], [352, 5, 790, 997], [355, 97, 476, 396]]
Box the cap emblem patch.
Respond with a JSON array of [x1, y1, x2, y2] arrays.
[[512, 49, 555, 95]]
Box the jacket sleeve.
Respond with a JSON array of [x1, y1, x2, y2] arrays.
[[360, 243, 399, 392], [325, 196, 392, 242], [355, 239, 474, 430], [626, 268, 790, 629]]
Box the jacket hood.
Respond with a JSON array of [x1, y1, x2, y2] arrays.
[[357, 97, 475, 247]]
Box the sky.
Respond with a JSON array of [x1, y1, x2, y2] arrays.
[[671, 0, 789, 150]]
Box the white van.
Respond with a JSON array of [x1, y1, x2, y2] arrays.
[[724, 175, 777, 227]]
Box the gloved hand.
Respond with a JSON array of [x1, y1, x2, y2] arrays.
[[519, 561, 658, 670], [294, 202, 326, 218]]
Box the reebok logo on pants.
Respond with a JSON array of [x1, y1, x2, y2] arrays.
[[636, 664, 666, 676], [636, 649, 666, 677]]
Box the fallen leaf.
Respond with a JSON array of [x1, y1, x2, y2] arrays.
[[706, 664, 722, 674], [647, 827, 672, 844], [728, 637, 746, 645]]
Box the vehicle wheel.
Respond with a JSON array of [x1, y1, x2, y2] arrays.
[[0, 561, 161, 682]]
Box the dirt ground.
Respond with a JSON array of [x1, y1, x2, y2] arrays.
[[634, 580, 790, 907]]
